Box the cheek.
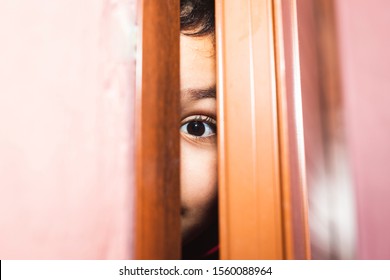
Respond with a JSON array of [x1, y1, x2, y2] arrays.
[[180, 140, 217, 211]]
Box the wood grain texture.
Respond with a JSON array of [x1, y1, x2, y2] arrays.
[[135, 0, 181, 259], [273, 0, 311, 260], [216, 0, 283, 259], [216, 0, 312, 259]]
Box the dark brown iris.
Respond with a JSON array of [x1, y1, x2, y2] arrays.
[[187, 121, 205, 136]]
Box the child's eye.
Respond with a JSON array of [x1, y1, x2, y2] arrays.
[[180, 116, 216, 138]]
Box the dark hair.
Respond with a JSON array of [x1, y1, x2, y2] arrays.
[[180, 0, 215, 36]]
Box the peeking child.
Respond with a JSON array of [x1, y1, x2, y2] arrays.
[[179, 0, 218, 259]]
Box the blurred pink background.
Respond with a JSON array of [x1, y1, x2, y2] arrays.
[[0, 0, 136, 259], [336, 0, 390, 259]]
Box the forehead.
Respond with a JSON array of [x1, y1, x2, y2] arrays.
[[180, 35, 216, 90]]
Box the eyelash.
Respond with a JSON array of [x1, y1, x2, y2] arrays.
[[180, 115, 217, 140]]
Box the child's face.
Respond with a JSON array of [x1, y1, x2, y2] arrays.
[[180, 34, 217, 244]]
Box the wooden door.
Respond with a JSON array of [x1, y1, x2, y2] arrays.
[[216, 0, 310, 259], [135, 0, 181, 260]]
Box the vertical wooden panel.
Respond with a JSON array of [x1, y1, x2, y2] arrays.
[[273, 0, 311, 259], [217, 0, 311, 259], [216, 0, 283, 259], [135, 0, 181, 259], [0, 0, 136, 259]]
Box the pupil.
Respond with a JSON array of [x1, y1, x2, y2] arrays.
[[187, 121, 205, 136]]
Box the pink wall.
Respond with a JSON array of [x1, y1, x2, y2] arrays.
[[336, 0, 390, 259], [0, 0, 136, 259]]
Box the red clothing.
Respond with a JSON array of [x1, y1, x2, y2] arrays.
[[182, 223, 219, 260], [203, 244, 219, 259]]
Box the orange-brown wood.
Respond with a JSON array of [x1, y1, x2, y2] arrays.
[[135, 0, 181, 259], [216, 0, 283, 259], [216, 0, 311, 259], [273, 0, 311, 259]]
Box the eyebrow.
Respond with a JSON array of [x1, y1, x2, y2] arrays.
[[181, 86, 216, 101]]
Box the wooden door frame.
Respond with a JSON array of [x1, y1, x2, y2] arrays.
[[135, 0, 181, 260], [216, 0, 310, 259], [134, 0, 313, 260]]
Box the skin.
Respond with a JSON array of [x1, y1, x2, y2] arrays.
[[180, 34, 217, 245]]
